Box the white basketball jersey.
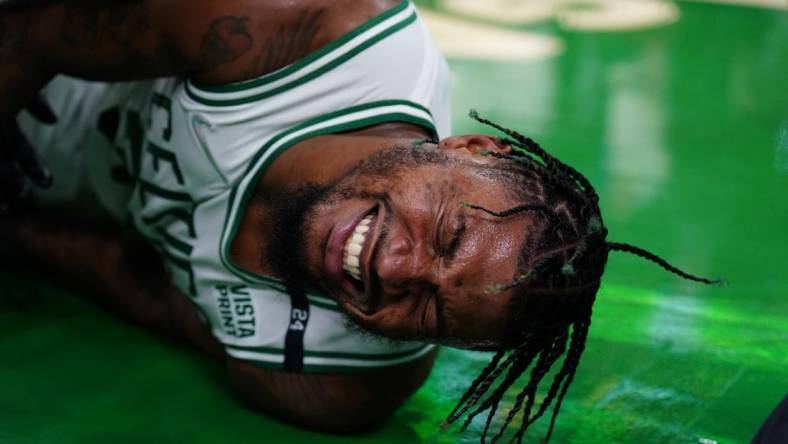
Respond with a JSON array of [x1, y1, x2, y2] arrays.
[[18, 0, 450, 372]]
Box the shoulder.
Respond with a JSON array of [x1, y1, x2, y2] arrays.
[[175, 0, 404, 85]]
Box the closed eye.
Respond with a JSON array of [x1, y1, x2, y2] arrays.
[[442, 213, 466, 265], [434, 292, 446, 338], [418, 293, 435, 337], [418, 292, 446, 340]]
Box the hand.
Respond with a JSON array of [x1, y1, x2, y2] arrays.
[[0, 95, 55, 210]]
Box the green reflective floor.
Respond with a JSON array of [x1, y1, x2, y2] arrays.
[[2, 1, 787, 443]]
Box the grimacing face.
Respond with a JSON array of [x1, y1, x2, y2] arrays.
[[298, 141, 534, 348]]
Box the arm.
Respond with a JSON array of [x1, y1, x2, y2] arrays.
[[1, 0, 258, 200], [3, 210, 436, 433], [0, 0, 398, 115], [1, 0, 255, 114], [1, 0, 275, 203], [1, 0, 396, 204]]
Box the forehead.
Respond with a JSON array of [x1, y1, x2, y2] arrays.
[[402, 150, 510, 188]]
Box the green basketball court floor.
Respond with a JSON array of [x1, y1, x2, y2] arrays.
[[1, 1, 786, 443]]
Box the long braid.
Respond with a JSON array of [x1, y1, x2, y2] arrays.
[[452, 341, 536, 423], [544, 317, 592, 441], [480, 343, 551, 442], [445, 113, 720, 444], [482, 150, 583, 217], [506, 317, 587, 443], [489, 348, 550, 443], [520, 331, 579, 429], [513, 330, 570, 441], [491, 330, 569, 444], [470, 110, 598, 202], [446, 350, 506, 424], [463, 346, 543, 434], [460, 202, 553, 219], [469, 110, 555, 170], [607, 242, 722, 285]]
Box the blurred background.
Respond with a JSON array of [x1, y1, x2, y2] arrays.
[[2, 1, 786, 443]]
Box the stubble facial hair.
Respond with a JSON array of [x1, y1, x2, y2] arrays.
[[259, 183, 329, 294]]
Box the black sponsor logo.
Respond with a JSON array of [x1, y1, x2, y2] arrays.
[[214, 284, 255, 338]]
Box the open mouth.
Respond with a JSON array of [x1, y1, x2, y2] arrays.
[[325, 203, 382, 312], [342, 213, 373, 287]]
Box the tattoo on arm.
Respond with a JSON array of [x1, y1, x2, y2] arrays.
[[194, 16, 253, 73], [243, 8, 325, 78]]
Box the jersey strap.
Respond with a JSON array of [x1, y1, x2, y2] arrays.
[[184, 0, 417, 107], [283, 283, 310, 373]]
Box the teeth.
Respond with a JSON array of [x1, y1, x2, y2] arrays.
[[351, 233, 365, 244], [342, 214, 374, 283]]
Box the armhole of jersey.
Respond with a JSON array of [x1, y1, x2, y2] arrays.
[[184, 0, 417, 107], [218, 100, 438, 298]]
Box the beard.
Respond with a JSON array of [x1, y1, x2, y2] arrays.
[[260, 183, 330, 294], [258, 145, 456, 337], [260, 145, 435, 288], [260, 183, 392, 343]]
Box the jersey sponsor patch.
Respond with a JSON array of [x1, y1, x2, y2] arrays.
[[214, 284, 256, 338]]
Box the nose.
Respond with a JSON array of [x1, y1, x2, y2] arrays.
[[375, 233, 435, 294]]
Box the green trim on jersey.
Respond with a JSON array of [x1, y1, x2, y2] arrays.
[[229, 343, 430, 361], [307, 295, 340, 312], [217, 100, 437, 312], [226, 342, 435, 373], [184, 1, 417, 106]]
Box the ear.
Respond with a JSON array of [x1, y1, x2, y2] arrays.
[[438, 134, 512, 156]]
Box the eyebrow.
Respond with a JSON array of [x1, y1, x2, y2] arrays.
[[443, 213, 467, 267]]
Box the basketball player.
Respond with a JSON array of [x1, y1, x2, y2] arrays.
[[1, 1, 717, 441]]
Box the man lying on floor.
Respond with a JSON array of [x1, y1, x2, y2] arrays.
[[0, 1, 717, 442]]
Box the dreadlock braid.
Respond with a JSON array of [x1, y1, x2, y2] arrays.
[[462, 346, 542, 429], [471, 347, 543, 441], [445, 350, 506, 424], [460, 202, 553, 219], [520, 323, 585, 431], [449, 341, 536, 424], [607, 242, 723, 285], [445, 111, 721, 444], [470, 110, 598, 201], [491, 330, 569, 444], [544, 317, 592, 441]]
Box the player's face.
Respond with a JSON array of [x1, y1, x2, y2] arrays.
[[300, 145, 531, 347]]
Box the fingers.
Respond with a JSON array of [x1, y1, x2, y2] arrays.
[[0, 118, 53, 189], [25, 95, 57, 124], [0, 95, 56, 208], [0, 152, 27, 211]]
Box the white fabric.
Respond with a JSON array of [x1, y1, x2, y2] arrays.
[[18, 0, 450, 372]]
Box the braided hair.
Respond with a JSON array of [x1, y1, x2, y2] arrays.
[[444, 110, 721, 443]]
